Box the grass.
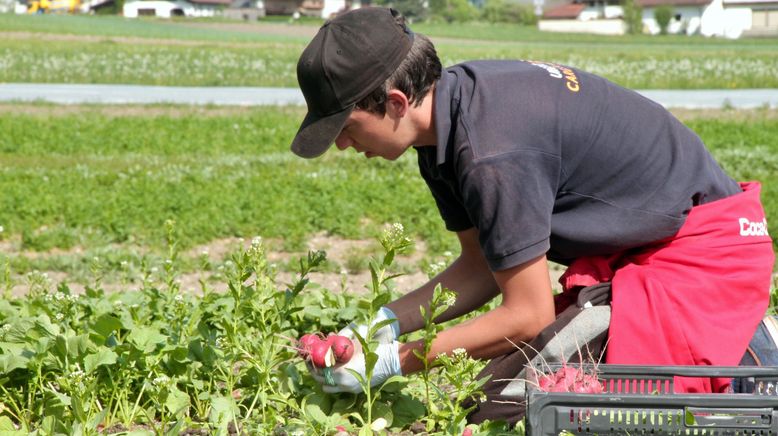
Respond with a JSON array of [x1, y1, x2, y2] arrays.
[[1, 104, 776, 279], [0, 104, 455, 273], [1, 14, 778, 88], [0, 13, 317, 43]]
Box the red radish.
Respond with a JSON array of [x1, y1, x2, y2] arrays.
[[297, 333, 320, 358], [296, 333, 356, 386], [308, 339, 335, 368], [327, 334, 354, 364], [535, 364, 603, 394]]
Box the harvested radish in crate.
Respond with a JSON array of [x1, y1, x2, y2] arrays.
[[533, 363, 604, 394], [295, 333, 355, 385]]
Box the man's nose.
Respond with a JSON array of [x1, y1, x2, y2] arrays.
[[334, 133, 352, 150]]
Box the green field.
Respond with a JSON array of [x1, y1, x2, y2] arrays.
[[2, 14, 778, 88], [1, 104, 776, 276]]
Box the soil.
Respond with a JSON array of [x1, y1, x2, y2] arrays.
[[3, 102, 776, 121], [4, 232, 567, 297]]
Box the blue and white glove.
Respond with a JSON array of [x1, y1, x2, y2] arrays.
[[340, 306, 400, 344], [311, 340, 402, 394]]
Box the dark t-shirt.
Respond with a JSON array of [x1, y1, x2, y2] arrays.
[[416, 60, 740, 271]]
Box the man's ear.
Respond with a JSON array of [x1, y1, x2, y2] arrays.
[[386, 89, 410, 118]]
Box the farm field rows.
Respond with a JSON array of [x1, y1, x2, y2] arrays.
[[1, 13, 777, 434], [2, 15, 778, 89]]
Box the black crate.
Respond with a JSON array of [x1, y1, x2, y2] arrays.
[[526, 364, 778, 435]]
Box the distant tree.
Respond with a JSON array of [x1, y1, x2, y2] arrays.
[[429, 0, 478, 22], [387, 0, 428, 22], [654, 4, 673, 34], [622, 0, 644, 34], [482, 0, 537, 24]]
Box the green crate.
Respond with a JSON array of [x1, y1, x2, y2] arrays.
[[526, 364, 778, 435]]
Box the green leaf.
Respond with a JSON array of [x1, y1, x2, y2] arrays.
[[371, 293, 391, 310], [383, 251, 395, 267], [0, 354, 28, 374], [376, 375, 407, 394], [33, 315, 60, 338], [84, 349, 118, 373], [67, 334, 93, 359], [91, 314, 123, 339], [302, 393, 332, 425], [164, 386, 190, 415], [1, 318, 35, 343], [127, 327, 167, 353], [87, 408, 108, 431], [391, 395, 426, 429], [364, 351, 378, 375], [0, 416, 17, 431], [209, 395, 238, 431], [370, 401, 393, 428]]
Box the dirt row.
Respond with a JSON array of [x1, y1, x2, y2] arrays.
[[2, 102, 776, 121]]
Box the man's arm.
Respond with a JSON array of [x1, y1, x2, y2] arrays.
[[392, 231, 556, 374], [385, 228, 501, 335]]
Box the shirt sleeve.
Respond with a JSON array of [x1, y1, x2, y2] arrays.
[[460, 149, 561, 271]]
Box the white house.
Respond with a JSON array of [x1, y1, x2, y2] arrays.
[[123, 0, 193, 17], [538, 0, 778, 37], [296, 0, 357, 18], [539, 0, 627, 34], [122, 0, 353, 18], [638, 0, 710, 35]]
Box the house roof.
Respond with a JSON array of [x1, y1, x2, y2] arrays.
[[637, 0, 710, 6], [543, 2, 586, 18], [188, 0, 231, 5]]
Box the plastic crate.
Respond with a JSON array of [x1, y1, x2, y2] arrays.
[[525, 364, 778, 435]]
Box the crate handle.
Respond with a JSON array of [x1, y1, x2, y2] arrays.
[[685, 407, 774, 429]]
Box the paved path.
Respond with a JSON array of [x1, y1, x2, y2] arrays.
[[2, 83, 778, 109]]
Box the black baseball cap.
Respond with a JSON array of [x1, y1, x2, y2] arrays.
[[291, 7, 414, 158]]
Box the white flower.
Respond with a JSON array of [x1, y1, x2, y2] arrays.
[[251, 236, 262, 246], [174, 294, 183, 302], [443, 291, 457, 308], [452, 348, 468, 358], [153, 375, 170, 386]]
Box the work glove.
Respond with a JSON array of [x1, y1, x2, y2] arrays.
[[339, 306, 400, 344], [311, 340, 402, 394]]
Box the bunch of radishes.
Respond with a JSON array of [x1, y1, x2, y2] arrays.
[[534, 364, 604, 394], [296, 333, 355, 385]]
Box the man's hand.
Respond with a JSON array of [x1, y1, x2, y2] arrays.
[[311, 341, 402, 393]]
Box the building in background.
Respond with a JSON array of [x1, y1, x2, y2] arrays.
[[537, 0, 778, 37]]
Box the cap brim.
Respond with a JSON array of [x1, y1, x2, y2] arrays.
[[290, 105, 353, 159]]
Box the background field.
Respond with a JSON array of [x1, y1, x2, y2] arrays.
[[1, 104, 776, 286], [2, 14, 778, 88]]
